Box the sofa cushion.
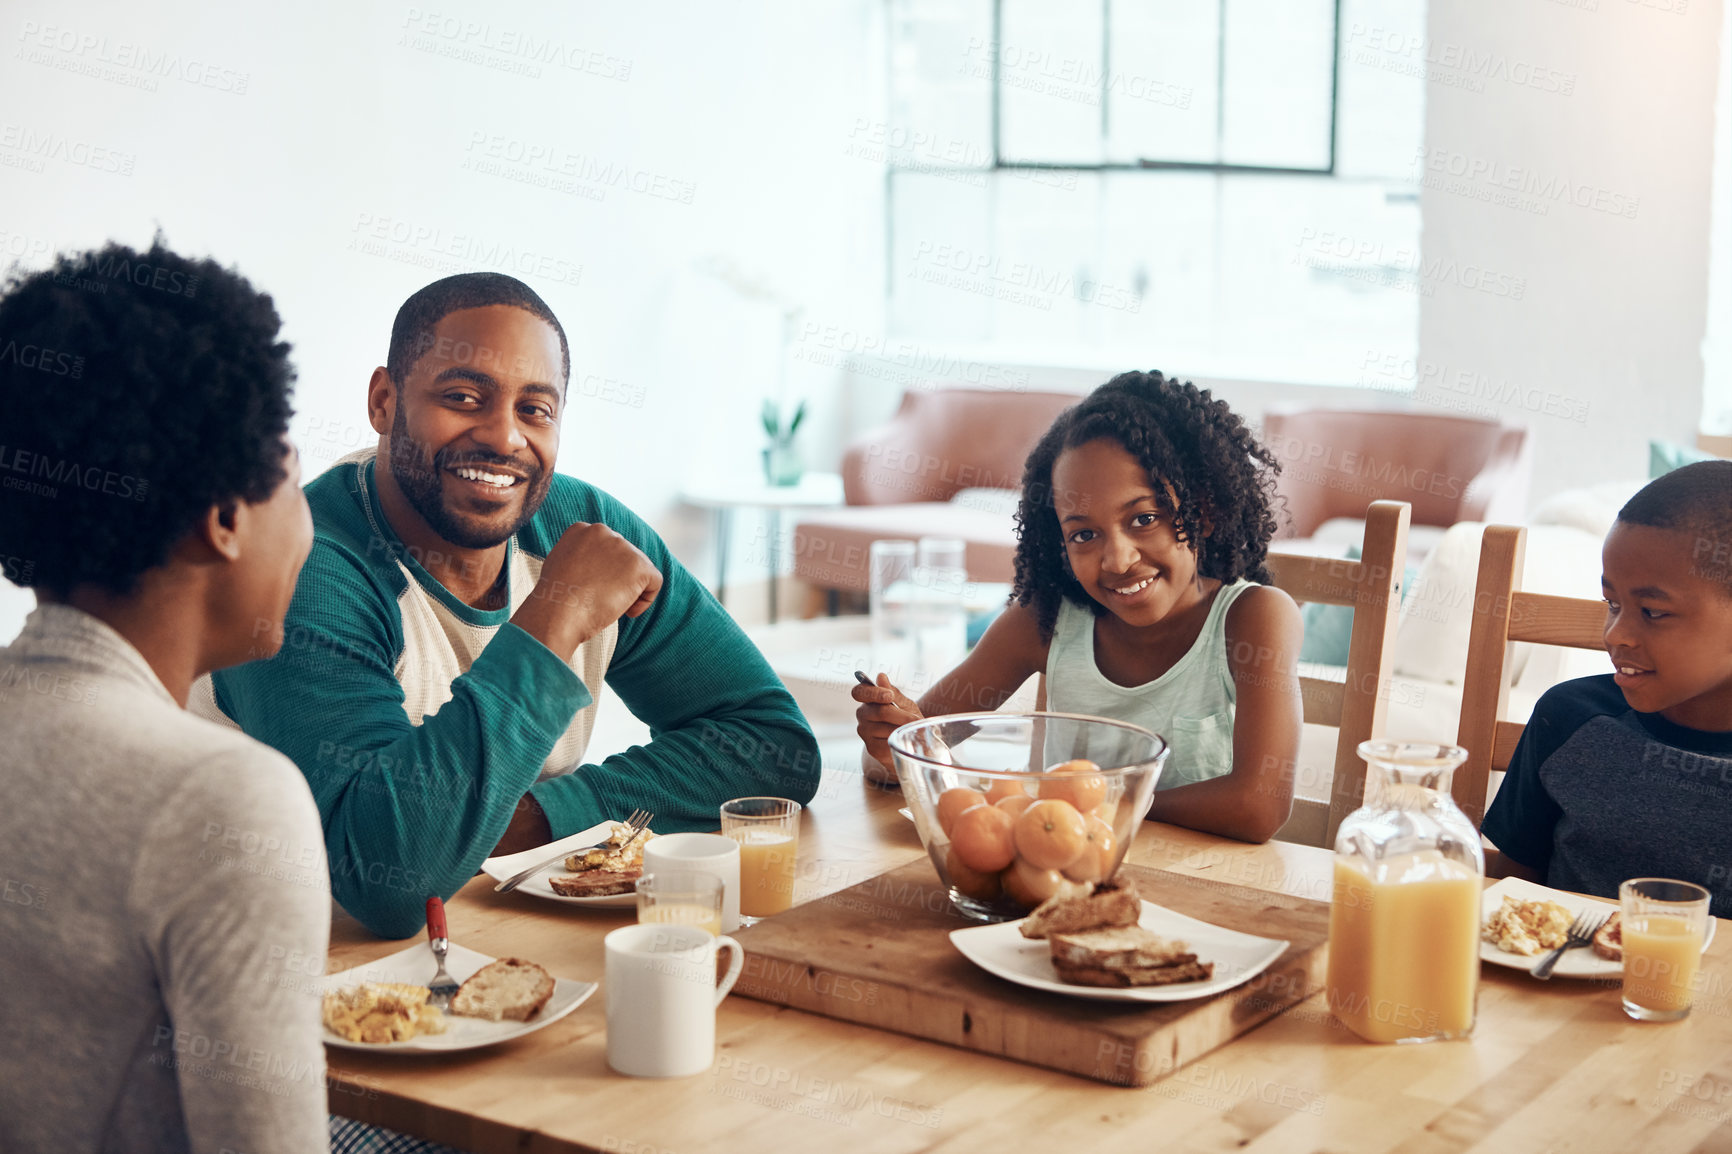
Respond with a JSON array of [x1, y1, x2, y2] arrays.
[[1392, 521, 1604, 687], [1650, 438, 1719, 478], [790, 502, 1018, 592], [1528, 478, 1646, 539]]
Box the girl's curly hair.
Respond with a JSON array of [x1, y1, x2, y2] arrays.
[[1011, 370, 1282, 639]]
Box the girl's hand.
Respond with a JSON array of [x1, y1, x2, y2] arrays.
[[853, 673, 922, 772]]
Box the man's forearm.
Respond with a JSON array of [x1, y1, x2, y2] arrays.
[[492, 792, 553, 856]]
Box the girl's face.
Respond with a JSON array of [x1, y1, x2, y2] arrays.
[[1050, 437, 1209, 627]]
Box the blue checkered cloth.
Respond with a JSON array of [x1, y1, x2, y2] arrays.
[[329, 1115, 470, 1154]]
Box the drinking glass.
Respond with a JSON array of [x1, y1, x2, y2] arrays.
[[1621, 877, 1710, 1022], [869, 540, 917, 684], [720, 797, 801, 924], [914, 536, 968, 678], [636, 871, 724, 937]]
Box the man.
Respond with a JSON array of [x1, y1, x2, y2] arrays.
[[0, 241, 328, 1152], [198, 272, 819, 939]]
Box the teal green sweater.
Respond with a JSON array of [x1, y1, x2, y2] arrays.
[[211, 456, 818, 939]]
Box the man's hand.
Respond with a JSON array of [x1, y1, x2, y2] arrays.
[[853, 673, 921, 777], [511, 521, 662, 662]]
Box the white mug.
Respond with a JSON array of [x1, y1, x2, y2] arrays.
[[643, 832, 742, 933], [605, 923, 744, 1078]]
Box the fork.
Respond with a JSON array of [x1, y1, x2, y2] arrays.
[[1531, 909, 1611, 980], [424, 896, 459, 1012], [494, 808, 653, 894]]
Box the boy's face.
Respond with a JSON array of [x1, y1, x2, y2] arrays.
[[1601, 520, 1732, 731], [1051, 437, 1207, 629]]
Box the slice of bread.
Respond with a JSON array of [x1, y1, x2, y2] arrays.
[[1050, 959, 1215, 988], [1019, 878, 1141, 940], [450, 958, 556, 1022], [549, 864, 643, 897], [1592, 911, 1623, 962], [1049, 925, 1198, 971]]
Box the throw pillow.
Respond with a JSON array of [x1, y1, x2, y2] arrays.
[[1649, 439, 1717, 478], [1296, 545, 1418, 668]]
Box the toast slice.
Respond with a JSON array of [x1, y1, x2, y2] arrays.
[[1592, 910, 1623, 962], [548, 865, 642, 897], [450, 958, 556, 1022], [1048, 925, 1198, 971], [1019, 878, 1142, 940], [1050, 959, 1215, 987]]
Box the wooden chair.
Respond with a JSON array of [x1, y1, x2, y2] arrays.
[[1452, 524, 1606, 827], [1265, 499, 1411, 846]]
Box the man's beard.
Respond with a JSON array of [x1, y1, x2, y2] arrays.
[[387, 403, 551, 549]]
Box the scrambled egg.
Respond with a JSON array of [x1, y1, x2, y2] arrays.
[[1482, 896, 1574, 956], [564, 821, 656, 873], [322, 982, 447, 1044]]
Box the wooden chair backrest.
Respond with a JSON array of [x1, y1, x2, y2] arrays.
[[1453, 524, 1608, 826], [1265, 499, 1411, 845]]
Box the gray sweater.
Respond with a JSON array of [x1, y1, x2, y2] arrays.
[[0, 604, 330, 1153]]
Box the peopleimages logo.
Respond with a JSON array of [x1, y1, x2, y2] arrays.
[[0, 445, 148, 501]]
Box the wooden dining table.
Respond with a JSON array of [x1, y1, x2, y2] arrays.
[[324, 768, 1732, 1153]]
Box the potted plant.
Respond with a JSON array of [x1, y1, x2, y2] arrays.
[[761, 398, 806, 487]]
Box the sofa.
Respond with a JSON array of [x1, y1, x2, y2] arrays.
[[790, 387, 1079, 600], [1261, 406, 1532, 568]]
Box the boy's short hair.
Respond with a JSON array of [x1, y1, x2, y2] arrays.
[[0, 239, 295, 596], [1617, 459, 1732, 592], [385, 272, 569, 389]]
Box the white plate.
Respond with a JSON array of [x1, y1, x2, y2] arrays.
[[898, 807, 913, 822], [321, 942, 595, 1052], [479, 821, 639, 908], [949, 900, 1289, 1003], [1479, 876, 1717, 979]]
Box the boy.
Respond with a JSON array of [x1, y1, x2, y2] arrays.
[[1483, 460, 1732, 917]]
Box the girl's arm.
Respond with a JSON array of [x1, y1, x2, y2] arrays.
[[1146, 584, 1304, 843], [853, 601, 1049, 780]]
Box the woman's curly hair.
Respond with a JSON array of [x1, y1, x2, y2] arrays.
[[1011, 370, 1282, 639], [0, 238, 295, 596]]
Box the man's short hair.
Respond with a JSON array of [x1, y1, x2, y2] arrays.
[[385, 272, 570, 389], [0, 239, 295, 596], [1618, 459, 1732, 592]]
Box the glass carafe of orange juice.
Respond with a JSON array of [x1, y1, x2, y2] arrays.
[[1327, 740, 1484, 1044]]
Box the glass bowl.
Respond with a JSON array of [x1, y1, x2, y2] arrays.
[[888, 712, 1167, 922]]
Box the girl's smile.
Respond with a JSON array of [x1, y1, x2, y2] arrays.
[[1050, 437, 1216, 631]]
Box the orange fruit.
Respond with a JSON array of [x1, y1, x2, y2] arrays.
[[1039, 767, 1108, 814], [984, 778, 1030, 806], [950, 803, 1016, 872], [995, 794, 1036, 821], [946, 846, 1002, 901], [1001, 856, 1067, 908], [936, 787, 987, 836], [1013, 799, 1089, 871], [1062, 815, 1118, 883]]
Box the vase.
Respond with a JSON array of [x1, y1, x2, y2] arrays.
[[1326, 740, 1484, 1044], [762, 439, 802, 487]]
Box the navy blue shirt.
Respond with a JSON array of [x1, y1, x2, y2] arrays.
[[1483, 674, 1732, 919]]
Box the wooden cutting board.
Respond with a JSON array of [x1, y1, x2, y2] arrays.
[[730, 859, 1331, 1087]]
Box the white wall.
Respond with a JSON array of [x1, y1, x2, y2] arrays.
[[1417, 0, 1723, 502], [0, 0, 887, 639]]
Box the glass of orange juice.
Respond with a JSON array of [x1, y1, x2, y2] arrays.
[[1621, 877, 1710, 1022], [720, 797, 801, 924], [636, 871, 724, 937]]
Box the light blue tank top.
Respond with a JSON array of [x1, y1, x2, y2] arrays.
[[1045, 579, 1256, 791]]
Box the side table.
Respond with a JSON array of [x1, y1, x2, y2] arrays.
[[680, 472, 844, 623]]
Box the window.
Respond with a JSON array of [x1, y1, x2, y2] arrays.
[[886, 0, 1427, 386]]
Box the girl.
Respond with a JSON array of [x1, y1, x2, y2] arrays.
[[854, 371, 1303, 843]]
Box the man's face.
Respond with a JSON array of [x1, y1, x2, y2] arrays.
[[384, 305, 564, 550], [1602, 520, 1732, 731]]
